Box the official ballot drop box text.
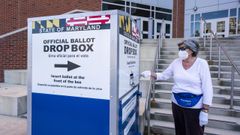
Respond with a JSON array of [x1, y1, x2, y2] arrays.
[[27, 10, 141, 135]]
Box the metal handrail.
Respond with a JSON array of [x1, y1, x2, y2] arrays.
[[0, 9, 89, 39], [145, 25, 163, 135], [201, 17, 240, 109]]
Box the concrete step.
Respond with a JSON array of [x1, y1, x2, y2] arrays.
[[209, 65, 240, 72], [4, 70, 27, 85], [210, 71, 240, 79], [151, 98, 240, 117], [204, 47, 240, 52], [150, 119, 240, 135], [156, 66, 240, 79], [157, 63, 240, 72], [161, 47, 206, 51], [200, 44, 240, 48], [159, 54, 240, 61], [140, 44, 158, 60], [150, 108, 240, 131], [0, 83, 27, 116], [160, 46, 240, 53], [154, 81, 240, 96], [162, 40, 184, 47], [153, 90, 240, 106], [153, 70, 240, 87], [211, 60, 240, 66], [157, 59, 240, 66], [156, 67, 240, 79], [161, 44, 240, 49], [141, 39, 158, 45], [160, 50, 240, 57]]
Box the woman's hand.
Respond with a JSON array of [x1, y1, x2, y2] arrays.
[[141, 70, 151, 78], [141, 71, 157, 80], [199, 110, 208, 127]]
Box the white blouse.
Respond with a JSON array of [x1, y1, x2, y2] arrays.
[[156, 58, 213, 108]]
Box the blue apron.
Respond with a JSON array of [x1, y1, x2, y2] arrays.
[[173, 92, 203, 107]]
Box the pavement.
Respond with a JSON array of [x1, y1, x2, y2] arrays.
[[0, 115, 27, 135]]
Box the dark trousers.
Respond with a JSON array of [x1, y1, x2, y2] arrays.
[[172, 102, 204, 135]]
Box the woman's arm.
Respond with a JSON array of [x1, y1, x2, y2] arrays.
[[201, 60, 213, 107]]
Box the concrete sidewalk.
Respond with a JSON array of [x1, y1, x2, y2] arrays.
[[0, 115, 26, 135]]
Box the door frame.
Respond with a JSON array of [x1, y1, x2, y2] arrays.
[[201, 18, 229, 37]]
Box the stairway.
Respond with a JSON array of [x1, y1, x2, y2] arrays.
[[146, 38, 240, 135]]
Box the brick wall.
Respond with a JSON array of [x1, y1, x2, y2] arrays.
[[0, 0, 101, 82], [172, 0, 184, 38]]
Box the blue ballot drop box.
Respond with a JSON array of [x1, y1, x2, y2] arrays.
[[27, 10, 141, 135]]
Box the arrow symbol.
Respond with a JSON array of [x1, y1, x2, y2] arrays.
[[54, 61, 80, 71]]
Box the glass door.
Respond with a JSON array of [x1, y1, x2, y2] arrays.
[[141, 17, 149, 39], [201, 18, 228, 38], [154, 20, 162, 39], [154, 20, 172, 39], [165, 23, 172, 38], [216, 20, 226, 37]]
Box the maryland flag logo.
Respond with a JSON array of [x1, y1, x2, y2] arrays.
[[119, 15, 131, 33], [32, 19, 66, 33]]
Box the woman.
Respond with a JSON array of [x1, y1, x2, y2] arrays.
[[142, 39, 213, 135]]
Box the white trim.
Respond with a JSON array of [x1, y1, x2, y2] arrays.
[[0, 9, 90, 39], [102, 1, 172, 14], [185, 0, 238, 11], [0, 27, 27, 39], [102, 1, 125, 7]]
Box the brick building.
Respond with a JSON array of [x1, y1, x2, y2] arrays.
[[0, 0, 183, 82], [0, 0, 101, 82]]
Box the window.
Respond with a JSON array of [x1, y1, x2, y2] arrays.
[[152, 20, 155, 35], [131, 8, 150, 17], [191, 15, 194, 21], [206, 23, 211, 33], [156, 7, 172, 13], [126, 7, 130, 13], [103, 0, 125, 5], [230, 8, 237, 17], [191, 23, 194, 36], [202, 10, 228, 20], [157, 23, 162, 33], [190, 14, 201, 37], [195, 22, 200, 37], [217, 21, 225, 33], [229, 18, 236, 35], [195, 14, 200, 21], [238, 8, 240, 34], [102, 3, 125, 11], [143, 34, 148, 39], [166, 24, 170, 34], [156, 12, 172, 21], [102, 0, 173, 39], [131, 2, 150, 9], [143, 21, 148, 31]]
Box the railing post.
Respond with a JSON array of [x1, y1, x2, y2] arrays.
[[203, 35, 206, 48], [145, 27, 163, 135], [203, 21, 206, 47], [218, 43, 221, 79], [230, 66, 235, 109], [210, 35, 213, 61], [148, 17, 153, 39], [147, 101, 151, 135]]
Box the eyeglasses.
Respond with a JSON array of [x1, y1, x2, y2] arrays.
[[178, 47, 187, 51]]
